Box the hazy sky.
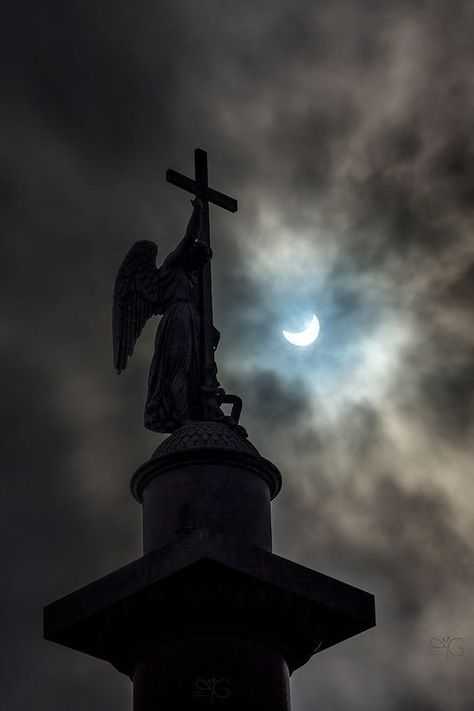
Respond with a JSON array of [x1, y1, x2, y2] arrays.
[[2, 2, 473, 710]]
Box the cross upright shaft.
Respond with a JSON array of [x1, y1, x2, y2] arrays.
[[166, 149, 238, 418]]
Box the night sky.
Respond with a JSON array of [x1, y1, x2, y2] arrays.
[[2, 2, 474, 710]]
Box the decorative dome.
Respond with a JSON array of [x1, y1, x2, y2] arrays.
[[132, 420, 282, 503], [153, 421, 260, 458]]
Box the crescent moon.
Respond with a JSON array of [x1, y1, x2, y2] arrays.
[[283, 314, 320, 347]]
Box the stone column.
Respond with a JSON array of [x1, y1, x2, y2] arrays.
[[44, 422, 375, 711], [130, 422, 287, 710]]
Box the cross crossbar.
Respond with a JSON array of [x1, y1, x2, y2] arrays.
[[166, 169, 238, 213]]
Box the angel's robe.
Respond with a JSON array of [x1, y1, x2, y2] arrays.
[[144, 205, 207, 432]]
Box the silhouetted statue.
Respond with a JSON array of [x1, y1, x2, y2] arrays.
[[113, 150, 244, 434], [114, 199, 213, 431]]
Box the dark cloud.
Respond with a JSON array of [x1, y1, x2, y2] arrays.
[[2, 0, 474, 709], [237, 369, 312, 429]]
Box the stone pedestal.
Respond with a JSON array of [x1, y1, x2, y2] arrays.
[[132, 423, 280, 554], [44, 422, 375, 710]]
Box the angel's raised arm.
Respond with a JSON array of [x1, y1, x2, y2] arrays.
[[162, 199, 203, 269]]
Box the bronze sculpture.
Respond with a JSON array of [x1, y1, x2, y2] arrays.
[[113, 149, 243, 433]]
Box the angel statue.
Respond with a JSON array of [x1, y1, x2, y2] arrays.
[[113, 198, 243, 434]]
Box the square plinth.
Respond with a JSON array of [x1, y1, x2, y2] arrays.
[[44, 531, 375, 674]]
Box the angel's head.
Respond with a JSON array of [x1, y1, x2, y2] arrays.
[[184, 239, 212, 271]]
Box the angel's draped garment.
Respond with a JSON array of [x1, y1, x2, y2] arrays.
[[144, 208, 206, 432]]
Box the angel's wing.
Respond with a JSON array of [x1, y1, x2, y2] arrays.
[[113, 240, 160, 373]]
